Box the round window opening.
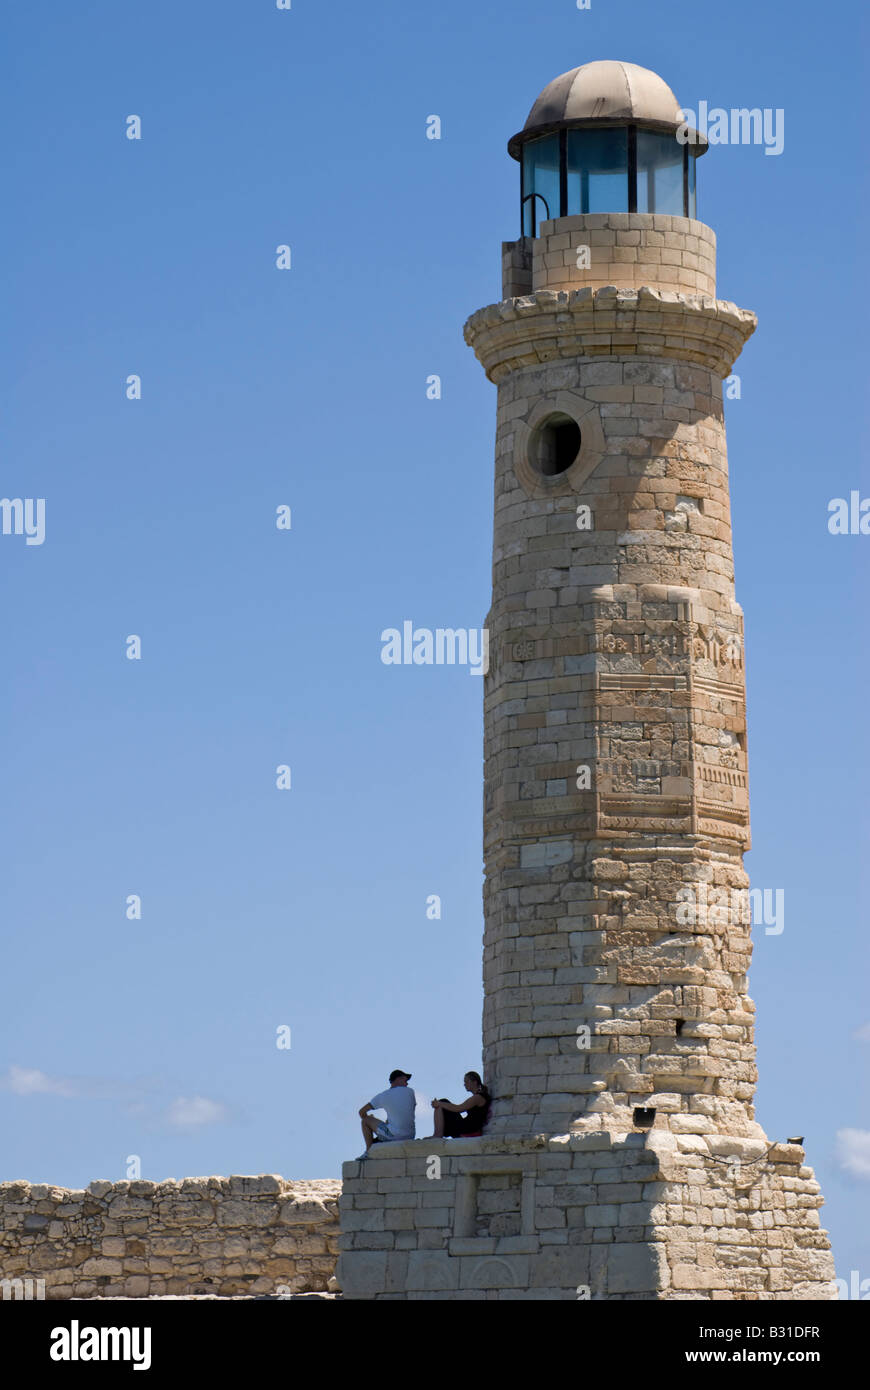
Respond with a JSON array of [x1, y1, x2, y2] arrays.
[[530, 413, 582, 477]]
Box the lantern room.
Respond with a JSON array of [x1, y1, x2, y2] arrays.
[[508, 60, 707, 236]]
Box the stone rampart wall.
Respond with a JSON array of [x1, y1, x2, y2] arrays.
[[0, 1176, 340, 1299]]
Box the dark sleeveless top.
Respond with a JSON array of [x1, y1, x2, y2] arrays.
[[465, 1092, 490, 1128]]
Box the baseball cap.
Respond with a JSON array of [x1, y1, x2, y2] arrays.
[[389, 1069, 412, 1082]]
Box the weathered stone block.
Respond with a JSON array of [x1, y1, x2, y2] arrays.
[[336, 1251, 388, 1297], [406, 1251, 461, 1292], [207, 1200, 264, 1228], [278, 1199, 331, 1225], [607, 1241, 670, 1294]]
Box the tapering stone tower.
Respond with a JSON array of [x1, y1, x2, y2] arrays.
[[474, 63, 761, 1143], [338, 61, 836, 1300]]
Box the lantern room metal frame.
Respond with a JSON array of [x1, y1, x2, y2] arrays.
[[511, 119, 707, 239]]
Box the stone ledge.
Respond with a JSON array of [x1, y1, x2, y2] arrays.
[[464, 287, 756, 384]]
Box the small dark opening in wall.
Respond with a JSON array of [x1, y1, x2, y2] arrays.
[[633, 1106, 656, 1128], [532, 413, 581, 476], [675, 1019, 685, 1035]]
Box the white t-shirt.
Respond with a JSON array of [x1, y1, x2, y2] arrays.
[[369, 1085, 416, 1140]]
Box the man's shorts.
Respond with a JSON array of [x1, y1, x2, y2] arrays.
[[372, 1122, 409, 1143]]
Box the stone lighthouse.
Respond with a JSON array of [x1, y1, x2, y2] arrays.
[[339, 60, 837, 1300]]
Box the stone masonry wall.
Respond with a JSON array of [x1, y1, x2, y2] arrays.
[[0, 1176, 340, 1299], [502, 214, 717, 300], [343, 199, 835, 1298], [338, 1135, 837, 1300], [467, 304, 758, 1138]]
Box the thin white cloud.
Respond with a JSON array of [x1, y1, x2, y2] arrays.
[[2, 1065, 80, 1098], [836, 1128, 870, 1181], [853, 1022, 870, 1042], [165, 1096, 228, 1130], [1, 1067, 223, 1133], [0, 1064, 155, 1103]]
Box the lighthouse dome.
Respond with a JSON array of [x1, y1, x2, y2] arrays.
[[508, 60, 701, 158]]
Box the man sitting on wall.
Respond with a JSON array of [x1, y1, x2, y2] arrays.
[[357, 1069, 416, 1159]]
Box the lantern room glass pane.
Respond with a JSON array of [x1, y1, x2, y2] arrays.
[[688, 150, 697, 218], [566, 128, 628, 214], [522, 134, 560, 235], [637, 130, 684, 215]]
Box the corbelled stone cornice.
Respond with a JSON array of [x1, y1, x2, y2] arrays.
[[464, 286, 756, 383]]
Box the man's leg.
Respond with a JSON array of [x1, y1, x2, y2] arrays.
[[432, 1101, 445, 1138], [361, 1114, 380, 1151]]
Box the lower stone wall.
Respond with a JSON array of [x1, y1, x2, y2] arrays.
[[338, 1133, 838, 1300], [0, 1176, 340, 1299]]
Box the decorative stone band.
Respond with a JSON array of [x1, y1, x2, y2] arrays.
[[464, 287, 757, 385]]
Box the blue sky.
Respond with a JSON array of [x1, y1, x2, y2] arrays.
[[1, 1, 867, 1288]]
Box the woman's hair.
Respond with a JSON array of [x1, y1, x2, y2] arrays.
[[466, 1071, 491, 1103]]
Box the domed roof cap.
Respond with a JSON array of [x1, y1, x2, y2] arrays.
[[508, 60, 705, 158]]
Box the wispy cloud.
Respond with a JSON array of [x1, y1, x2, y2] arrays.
[[853, 1023, 870, 1043], [836, 1128, 870, 1181], [1, 1065, 80, 1098], [164, 1096, 228, 1130], [0, 1064, 159, 1103], [1, 1067, 227, 1133]]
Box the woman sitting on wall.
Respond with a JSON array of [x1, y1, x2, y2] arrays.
[[430, 1072, 491, 1138]]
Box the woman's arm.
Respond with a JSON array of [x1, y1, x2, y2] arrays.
[[439, 1094, 486, 1115]]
